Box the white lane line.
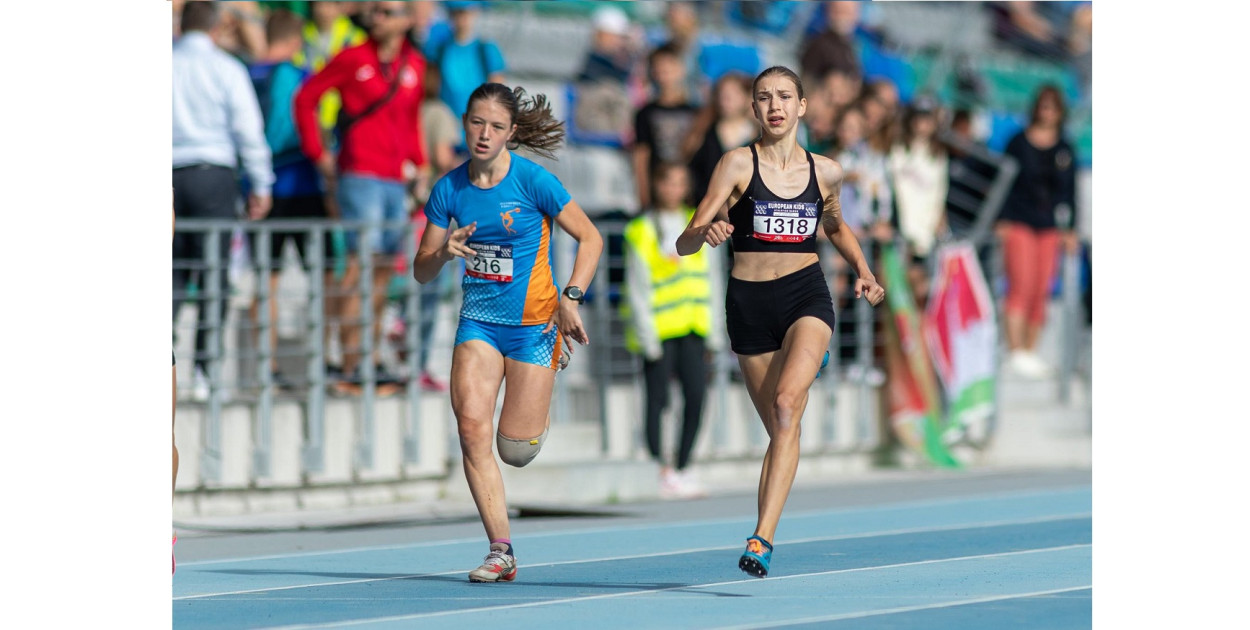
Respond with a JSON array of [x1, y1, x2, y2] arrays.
[[178, 485, 1091, 567], [175, 512, 1089, 600], [257, 544, 1092, 629], [177, 537, 484, 568], [712, 585, 1093, 629]]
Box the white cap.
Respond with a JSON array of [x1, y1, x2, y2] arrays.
[[592, 6, 631, 36]]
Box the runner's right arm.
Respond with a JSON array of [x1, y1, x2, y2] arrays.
[[676, 147, 751, 256], [413, 176, 476, 284]]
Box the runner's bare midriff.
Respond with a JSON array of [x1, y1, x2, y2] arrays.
[[730, 251, 821, 282]]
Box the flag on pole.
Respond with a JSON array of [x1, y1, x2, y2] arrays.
[[923, 242, 998, 444], [880, 243, 960, 468]]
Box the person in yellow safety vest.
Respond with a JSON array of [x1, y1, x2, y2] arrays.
[[622, 162, 725, 500], [292, 1, 368, 139]]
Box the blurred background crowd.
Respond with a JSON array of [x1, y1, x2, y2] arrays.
[[172, 1, 1093, 481]]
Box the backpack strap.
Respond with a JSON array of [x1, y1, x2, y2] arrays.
[[335, 51, 406, 139]]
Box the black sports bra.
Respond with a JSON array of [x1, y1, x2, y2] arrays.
[[727, 144, 822, 253]]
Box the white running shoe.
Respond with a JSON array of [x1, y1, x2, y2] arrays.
[[468, 543, 517, 582]]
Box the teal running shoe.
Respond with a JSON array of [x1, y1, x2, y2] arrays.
[[738, 535, 773, 578]]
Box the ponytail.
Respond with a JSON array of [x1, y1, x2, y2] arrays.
[[465, 83, 566, 160]]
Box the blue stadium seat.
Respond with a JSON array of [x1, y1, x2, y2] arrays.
[[858, 36, 920, 103], [724, 1, 802, 33], [698, 43, 762, 84]]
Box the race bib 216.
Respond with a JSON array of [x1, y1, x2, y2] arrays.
[[465, 243, 514, 282]]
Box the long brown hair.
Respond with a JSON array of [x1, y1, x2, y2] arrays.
[[681, 72, 754, 158], [465, 83, 566, 160], [898, 98, 944, 156], [1029, 84, 1067, 129]]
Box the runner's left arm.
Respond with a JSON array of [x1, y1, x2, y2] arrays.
[[546, 199, 603, 345], [819, 158, 884, 306]]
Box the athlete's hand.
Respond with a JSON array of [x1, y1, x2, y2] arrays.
[[247, 194, 272, 220], [700, 220, 734, 248], [855, 275, 885, 307], [441, 222, 477, 260], [545, 297, 589, 346]]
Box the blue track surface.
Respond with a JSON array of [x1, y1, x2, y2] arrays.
[[174, 484, 1091, 629]]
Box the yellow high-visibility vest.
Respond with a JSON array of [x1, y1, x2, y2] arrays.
[[621, 210, 713, 354], [292, 17, 368, 132]]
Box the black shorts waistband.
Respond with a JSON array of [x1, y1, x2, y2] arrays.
[[727, 261, 824, 286]]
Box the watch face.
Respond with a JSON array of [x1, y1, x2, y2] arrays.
[[565, 286, 583, 301]]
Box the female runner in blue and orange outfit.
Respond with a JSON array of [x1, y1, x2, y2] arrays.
[[414, 83, 603, 583], [677, 66, 885, 578]]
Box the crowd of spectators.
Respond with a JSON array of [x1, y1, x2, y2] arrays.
[[172, 1, 1092, 401]]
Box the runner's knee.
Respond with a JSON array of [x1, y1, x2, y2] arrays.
[[497, 427, 548, 468], [772, 389, 804, 433]]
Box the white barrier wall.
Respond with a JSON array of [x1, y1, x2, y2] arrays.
[[173, 379, 881, 518]]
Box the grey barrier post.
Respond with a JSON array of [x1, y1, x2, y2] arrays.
[[823, 253, 842, 451], [254, 225, 273, 478], [1058, 249, 1082, 404], [356, 220, 376, 471], [201, 226, 224, 484], [854, 264, 876, 451], [404, 221, 422, 464], [594, 237, 611, 454], [303, 225, 327, 473]]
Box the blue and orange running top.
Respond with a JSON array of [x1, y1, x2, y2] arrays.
[[425, 153, 572, 326]]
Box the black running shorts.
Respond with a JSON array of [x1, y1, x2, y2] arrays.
[[725, 263, 837, 355]]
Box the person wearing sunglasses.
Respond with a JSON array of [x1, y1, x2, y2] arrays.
[[294, 1, 430, 395]]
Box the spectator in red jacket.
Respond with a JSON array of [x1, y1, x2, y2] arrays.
[[294, 0, 429, 395]]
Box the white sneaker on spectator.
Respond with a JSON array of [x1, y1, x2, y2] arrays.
[[844, 363, 865, 382], [191, 367, 210, 402], [1023, 351, 1054, 377], [864, 366, 886, 387], [676, 469, 707, 499], [1008, 351, 1050, 379], [844, 363, 887, 387], [659, 467, 682, 500]]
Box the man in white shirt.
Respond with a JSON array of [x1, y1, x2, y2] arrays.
[[172, 1, 273, 397]]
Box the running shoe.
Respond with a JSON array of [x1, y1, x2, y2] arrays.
[[468, 543, 517, 583], [172, 533, 177, 575], [738, 535, 772, 578], [816, 350, 830, 378]]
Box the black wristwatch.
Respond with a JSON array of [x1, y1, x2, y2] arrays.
[[562, 285, 584, 304]]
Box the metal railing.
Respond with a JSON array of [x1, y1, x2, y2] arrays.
[[173, 215, 895, 486], [175, 218, 428, 483]]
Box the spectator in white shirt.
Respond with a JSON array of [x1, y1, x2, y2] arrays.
[[172, 1, 273, 399], [888, 96, 949, 306]]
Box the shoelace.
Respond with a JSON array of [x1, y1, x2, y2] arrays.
[[747, 540, 764, 555], [483, 549, 513, 566]]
